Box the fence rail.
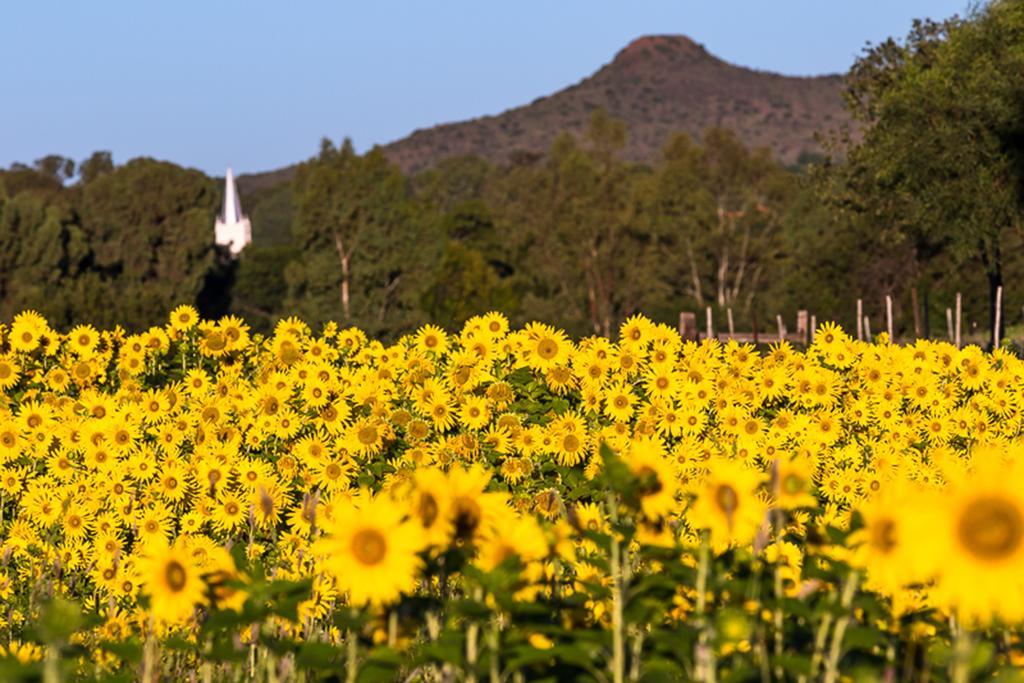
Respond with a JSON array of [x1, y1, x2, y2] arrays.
[[679, 286, 1006, 349]]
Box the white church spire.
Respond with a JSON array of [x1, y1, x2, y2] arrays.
[[214, 166, 252, 256]]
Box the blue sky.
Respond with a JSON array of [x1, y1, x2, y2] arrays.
[[1, 1, 971, 176]]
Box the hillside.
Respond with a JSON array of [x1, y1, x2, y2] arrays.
[[238, 34, 852, 193]]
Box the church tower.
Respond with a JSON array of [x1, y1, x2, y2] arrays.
[[214, 167, 252, 256]]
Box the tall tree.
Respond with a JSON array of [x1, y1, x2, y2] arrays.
[[823, 2, 1024, 345], [287, 139, 437, 336], [73, 158, 219, 329]]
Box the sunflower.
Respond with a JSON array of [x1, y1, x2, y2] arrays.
[[448, 465, 510, 544], [313, 456, 353, 494], [197, 323, 230, 358], [454, 395, 488, 432], [414, 324, 448, 355], [138, 539, 207, 624], [475, 512, 548, 573], [688, 458, 767, 548], [849, 482, 936, 597], [625, 436, 678, 520], [552, 427, 589, 467], [168, 304, 199, 335], [523, 322, 571, 372], [409, 468, 453, 548], [928, 459, 1024, 624], [427, 398, 457, 433], [771, 455, 817, 510], [67, 324, 100, 357], [9, 311, 48, 354], [314, 493, 423, 606], [603, 383, 636, 423], [212, 493, 247, 533], [0, 356, 21, 390]]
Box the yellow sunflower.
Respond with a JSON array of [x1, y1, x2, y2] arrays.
[[314, 493, 423, 606], [687, 458, 767, 549], [927, 459, 1024, 624], [138, 539, 207, 624]]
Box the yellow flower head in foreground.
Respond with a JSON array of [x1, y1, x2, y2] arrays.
[[138, 539, 207, 625], [929, 457, 1024, 625], [688, 458, 767, 548], [315, 493, 424, 607], [850, 480, 937, 597], [409, 467, 454, 549], [625, 436, 678, 520]]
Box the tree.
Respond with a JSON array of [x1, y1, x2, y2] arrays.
[[79, 151, 114, 184], [287, 139, 438, 336], [73, 158, 219, 329], [823, 2, 1024, 345], [644, 129, 791, 316], [33, 155, 75, 182]]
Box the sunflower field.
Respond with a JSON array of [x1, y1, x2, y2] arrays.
[[0, 307, 1022, 682]]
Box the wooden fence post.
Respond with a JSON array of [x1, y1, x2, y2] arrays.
[[776, 314, 786, 343], [856, 299, 864, 341], [885, 295, 894, 341], [946, 308, 954, 343], [995, 285, 1003, 350], [810, 315, 817, 343], [923, 291, 930, 339], [864, 316, 872, 341], [706, 307, 714, 341], [678, 312, 698, 341], [955, 293, 962, 349], [726, 307, 735, 339], [796, 310, 809, 346], [911, 286, 922, 339]]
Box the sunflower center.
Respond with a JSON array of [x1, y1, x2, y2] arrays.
[[714, 484, 739, 516], [957, 495, 1024, 562], [563, 434, 581, 453], [358, 425, 378, 445], [164, 560, 188, 592], [782, 474, 804, 495], [351, 528, 387, 565], [205, 332, 227, 351], [636, 466, 664, 495], [418, 493, 439, 526], [871, 518, 898, 553], [454, 498, 482, 540], [536, 339, 559, 360]]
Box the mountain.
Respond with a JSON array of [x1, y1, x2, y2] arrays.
[[238, 34, 851, 193]]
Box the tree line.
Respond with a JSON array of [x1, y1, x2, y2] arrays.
[[3, 1, 1022, 342]]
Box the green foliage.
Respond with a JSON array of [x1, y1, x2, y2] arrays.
[[819, 2, 1024, 344], [284, 138, 439, 337]]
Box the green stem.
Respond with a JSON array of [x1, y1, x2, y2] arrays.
[[694, 532, 715, 682], [823, 571, 859, 683], [951, 620, 972, 683], [43, 644, 60, 683], [141, 627, 157, 683], [346, 629, 358, 683], [388, 608, 398, 648], [628, 627, 645, 682], [608, 493, 625, 683], [488, 618, 500, 683], [467, 587, 483, 683], [806, 611, 834, 682]]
